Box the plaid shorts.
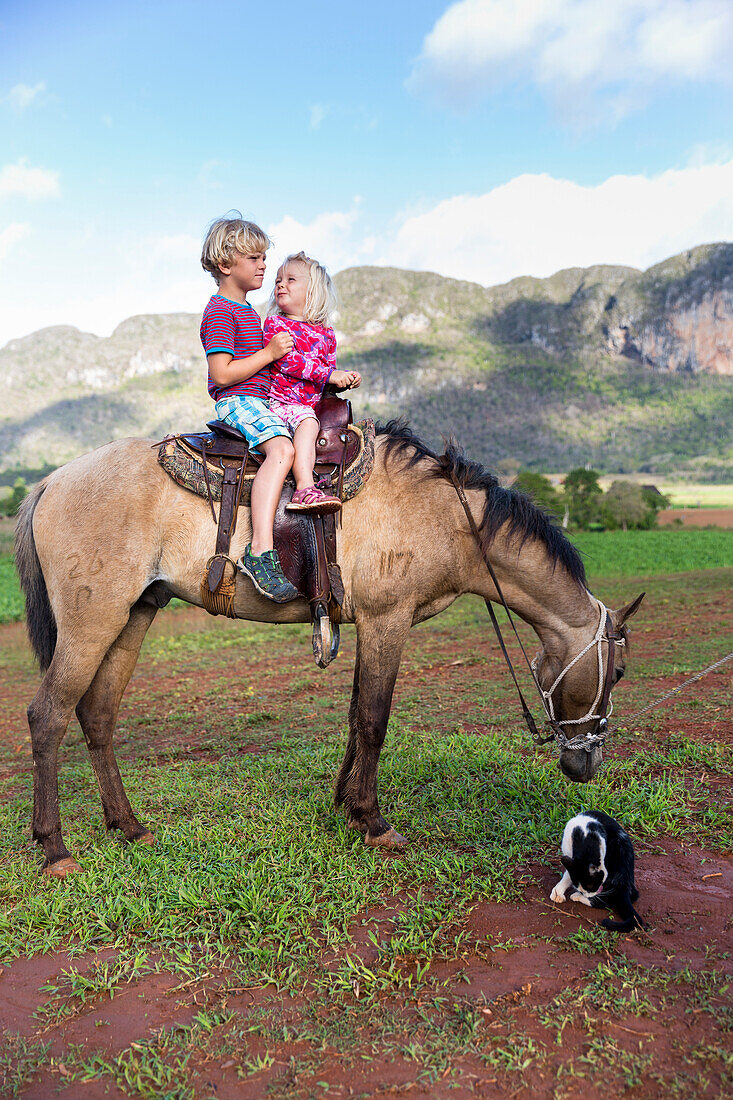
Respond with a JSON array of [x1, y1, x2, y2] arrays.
[[214, 395, 290, 453]]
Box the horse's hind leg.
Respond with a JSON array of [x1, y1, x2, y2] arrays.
[[75, 601, 158, 845], [334, 613, 409, 850], [29, 613, 134, 876]]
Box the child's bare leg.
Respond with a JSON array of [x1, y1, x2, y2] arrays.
[[250, 435, 294, 555], [291, 418, 319, 491]]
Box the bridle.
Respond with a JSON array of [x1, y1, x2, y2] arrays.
[[531, 599, 625, 751], [450, 473, 623, 754]]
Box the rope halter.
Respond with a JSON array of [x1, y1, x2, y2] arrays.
[[531, 598, 625, 752]]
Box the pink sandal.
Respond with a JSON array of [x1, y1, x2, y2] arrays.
[[286, 485, 342, 514]]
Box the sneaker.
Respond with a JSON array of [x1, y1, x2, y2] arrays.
[[237, 544, 300, 603], [285, 485, 342, 514]]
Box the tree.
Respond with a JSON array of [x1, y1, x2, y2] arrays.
[[7, 478, 27, 516], [563, 468, 603, 529], [514, 470, 561, 518], [602, 481, 649, 531]]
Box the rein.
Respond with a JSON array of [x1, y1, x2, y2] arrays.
[[449, 473, 620, 754], [449, 472, 733, 753]]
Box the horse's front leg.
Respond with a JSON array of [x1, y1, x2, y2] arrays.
[[335, 612, 410, 850]]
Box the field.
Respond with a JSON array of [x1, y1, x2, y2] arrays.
[[596, 481, 733, 509], [657, 483, 733, 509], [0, 534, 731, 1098]]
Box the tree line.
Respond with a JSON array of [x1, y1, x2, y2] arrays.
[[514, 470, 669, 531]]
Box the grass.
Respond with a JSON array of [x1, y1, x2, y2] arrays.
[[3, 726, 719, 969], [570, 528, 733, 577], [658, 482, 733, 508], [0, 541, 731, 1096], [596, 480, 733, 508]]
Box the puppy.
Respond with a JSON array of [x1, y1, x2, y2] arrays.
[[551, 810, 645, 931]]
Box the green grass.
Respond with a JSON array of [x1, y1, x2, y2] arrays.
[[657, 482, 733, 508], [0, 719, 727, 970], [571, 528, 733, 578], [0, 553, 23, 623]]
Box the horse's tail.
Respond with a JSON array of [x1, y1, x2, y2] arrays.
[[14, 480, 57, 671]]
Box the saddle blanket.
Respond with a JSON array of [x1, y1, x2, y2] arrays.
[[158, 418, 375, 506]]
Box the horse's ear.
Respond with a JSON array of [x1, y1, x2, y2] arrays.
[[614, 592, 645, 627]]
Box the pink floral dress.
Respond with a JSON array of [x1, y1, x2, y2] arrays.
[[263, 315, 336, 429]]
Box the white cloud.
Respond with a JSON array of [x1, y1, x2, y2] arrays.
[[0, 222, 29, 260], [380, 159, 733, 285], [309, 103, 328, 129], [263, 202, 377, 289], [410, 0, 733, 118], [0, 159, 59, 201], [4, 82, 46, 109], [2, 160, 732, 347]]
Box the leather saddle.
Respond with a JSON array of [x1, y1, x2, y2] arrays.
[[179, 393, 353, 668]]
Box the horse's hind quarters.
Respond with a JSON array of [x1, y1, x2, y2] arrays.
[[43, 857, 82, 879]]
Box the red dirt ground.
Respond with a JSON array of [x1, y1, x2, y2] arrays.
[[1, 586, 732, 1098], [658, 507, 733, 528]]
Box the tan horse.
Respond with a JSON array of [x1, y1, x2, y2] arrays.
[[15, 421, 643, 877]]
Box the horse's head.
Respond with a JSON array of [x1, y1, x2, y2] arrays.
[[534, 592, 645, 783]]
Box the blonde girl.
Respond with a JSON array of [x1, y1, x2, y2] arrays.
[[264, 252, 360, 513]]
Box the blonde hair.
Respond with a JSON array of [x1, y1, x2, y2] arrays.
[[201, 213, 271, 283], [268, 251, 336, 326]]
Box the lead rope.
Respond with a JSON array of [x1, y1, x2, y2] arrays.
[[604, 650, 733, 736]]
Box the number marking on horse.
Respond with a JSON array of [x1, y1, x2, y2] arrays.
[[75, 585, 92, 610], [379, 550, 414, 577], [67, 552, 104, 579]]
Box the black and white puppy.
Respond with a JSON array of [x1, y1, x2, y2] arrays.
[[550, 810, 646, 932]]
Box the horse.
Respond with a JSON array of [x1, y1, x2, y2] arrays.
[[15, 420, 643, 877]]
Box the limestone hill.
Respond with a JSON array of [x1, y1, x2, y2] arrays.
[[1, 242, 731, 479]]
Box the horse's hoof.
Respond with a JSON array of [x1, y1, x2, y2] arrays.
[[365, 828, 408, 851], [43, 857, 82, 879], [135, 831, 156, 846]]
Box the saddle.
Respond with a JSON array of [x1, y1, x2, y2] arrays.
[[163, 394, 366, 668]]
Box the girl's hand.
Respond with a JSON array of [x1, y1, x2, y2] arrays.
[[267, 332, 294, 361], [331, 370, 361, 390]]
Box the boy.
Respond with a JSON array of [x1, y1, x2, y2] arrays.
[[200, 215, 299, 602]]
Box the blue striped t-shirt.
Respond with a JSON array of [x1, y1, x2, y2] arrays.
[[200, 294, 270, 400]]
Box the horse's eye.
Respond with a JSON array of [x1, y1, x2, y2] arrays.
[[588, 865, 597, 874]]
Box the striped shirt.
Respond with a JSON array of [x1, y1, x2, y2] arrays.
[[200, 294, 270, 400]]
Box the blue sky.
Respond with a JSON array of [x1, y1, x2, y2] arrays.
[[1, 0, 732, 344]]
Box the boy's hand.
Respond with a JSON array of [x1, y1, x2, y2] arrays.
[[330, 370, 361, 390], [267, 332, 294, 361]]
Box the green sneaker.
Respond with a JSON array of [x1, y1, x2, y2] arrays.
[[238, 544, 300, 603]]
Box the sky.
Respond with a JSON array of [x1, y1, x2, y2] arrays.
[[1, 0, 732, 346]]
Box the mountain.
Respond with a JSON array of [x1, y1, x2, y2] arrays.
[[1, 242, 732, 479]]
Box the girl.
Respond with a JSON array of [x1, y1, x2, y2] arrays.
[[264, 252, 360, 513]]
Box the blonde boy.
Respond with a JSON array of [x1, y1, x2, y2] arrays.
[[200, 215, 298, 602]]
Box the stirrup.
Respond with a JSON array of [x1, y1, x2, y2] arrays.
[[312, 602, 340, 669]]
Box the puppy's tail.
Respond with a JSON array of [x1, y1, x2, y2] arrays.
[[602, 906, 646, 933]]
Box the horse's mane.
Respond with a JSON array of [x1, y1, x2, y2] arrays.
[[376, 418, 586, 587]]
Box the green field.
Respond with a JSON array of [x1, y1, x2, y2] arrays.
[[596, 479, 733, 508], [657, 482, 733, 508]]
